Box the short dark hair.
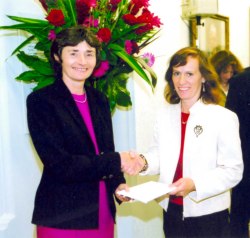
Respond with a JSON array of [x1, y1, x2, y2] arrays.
[[164, 47, 225, 105], [50, 25, 101, 79]]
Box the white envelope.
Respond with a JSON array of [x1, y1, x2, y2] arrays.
[[117, 181, 175, 203]]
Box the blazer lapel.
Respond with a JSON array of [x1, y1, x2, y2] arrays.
[[54, 79, 90, 136]]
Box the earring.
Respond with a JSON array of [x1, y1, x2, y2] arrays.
[[202, 82, 205, 92]]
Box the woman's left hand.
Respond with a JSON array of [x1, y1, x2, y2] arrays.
[[169, 178, 196, 197], [115, 183, 131, 202]]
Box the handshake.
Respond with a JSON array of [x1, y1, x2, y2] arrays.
[[120, 151, 147, 176]]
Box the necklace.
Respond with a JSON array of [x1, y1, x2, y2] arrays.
[[74, 93, 87, 104]]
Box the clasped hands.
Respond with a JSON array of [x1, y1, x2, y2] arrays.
[[120, 151, 145, 176]]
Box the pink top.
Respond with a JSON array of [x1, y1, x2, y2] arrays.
[[37, 93, 114, 238]]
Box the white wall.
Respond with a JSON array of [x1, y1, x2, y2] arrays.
[[0, 0, 250, 238], [0, 1, 44, 237], [218, 0, 250, 67]]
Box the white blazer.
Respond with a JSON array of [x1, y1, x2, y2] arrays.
[[143, 100, 243, 218]]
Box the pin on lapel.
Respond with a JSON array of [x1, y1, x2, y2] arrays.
[[194, 125, 203, 137]]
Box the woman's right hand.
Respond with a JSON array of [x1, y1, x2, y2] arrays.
[[115, 183, 131, 202]]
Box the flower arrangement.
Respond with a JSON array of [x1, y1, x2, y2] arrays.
[[0, 0, 162, 111]]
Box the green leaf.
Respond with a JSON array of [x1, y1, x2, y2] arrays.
[[109, 43, 153, 89], [61, 0, 77, 25], [11, 35, 35, 55], [16, 70, 55, 86], [0, 23, 47, 31], [16, 51, 54, 75], [16, 70, 43, 82], [34, 78, 55, 90], [116, 90, 132, 107], [136, 57, 157, 88], [139, 30, 161, 50], [7, 15, 48, 25]]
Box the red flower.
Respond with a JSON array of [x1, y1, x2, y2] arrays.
[[76, 1, 91, 24], [46, 9, 65, 26], [96, 28, 112, 43], [135, 25, 153, 34], [135, 9, 162, 34], [131, 0, 150, 8], [109, 0, 122, 11], [122, 14, 138, 25], [76, 0, 97, 23], [131, 41, 139, 54], [129, 0, 150, 15], [110, 0, 121, 5]]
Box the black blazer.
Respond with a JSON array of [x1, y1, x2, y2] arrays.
[[226, 68, 250, 187], [27, 79, 125, 229]]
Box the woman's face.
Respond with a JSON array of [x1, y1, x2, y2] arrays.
[[172, 56, 204, 109], [219, 64, 233, 85], [58, 41, 97, 86]]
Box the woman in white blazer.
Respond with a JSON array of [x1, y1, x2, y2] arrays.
[[135, 47, 243, 238]]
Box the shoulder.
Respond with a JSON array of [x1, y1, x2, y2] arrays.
[[27, 83, 56, 104], [230, 68, 250, 86], [204, 104, 239, 122], [158, 101, 179, 112], [26, 79, 71, 109], [155, 102, 180, 125]]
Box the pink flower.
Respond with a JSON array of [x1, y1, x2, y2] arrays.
[[125, 40, 133, 54], [48, 30, 56, 41], [96, 28, 112, 43], [125, 40, 139, 54], [110, 0, 121, 5], [93, 60, 110, 77], [77, 0, 97, 8], [83, 16, 99, 27], [142, 52, 155, 67]]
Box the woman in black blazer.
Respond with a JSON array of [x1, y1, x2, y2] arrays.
[[226, 68, 250, 238], [27, 25, 130, 238]]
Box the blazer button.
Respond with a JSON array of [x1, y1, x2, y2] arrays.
[[102, 176, 107, 180], [100, 151, 104, 155], [108, 174, 113, 179]]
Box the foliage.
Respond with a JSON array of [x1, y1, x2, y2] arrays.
[[0, 0, 162, 111]]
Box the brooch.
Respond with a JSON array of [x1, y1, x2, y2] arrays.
[[194, 125, 203, 137]]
